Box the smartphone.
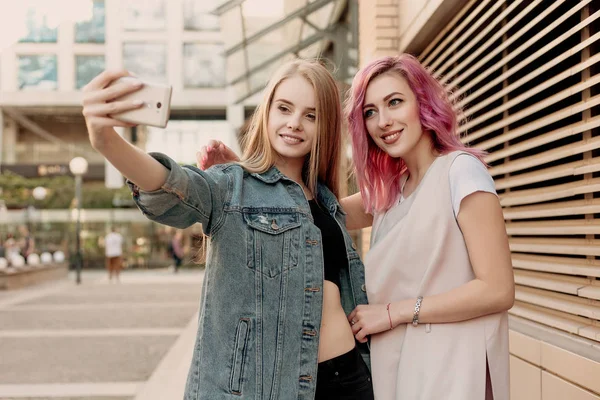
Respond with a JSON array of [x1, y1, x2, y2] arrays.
[[108, 77, 173, 128]]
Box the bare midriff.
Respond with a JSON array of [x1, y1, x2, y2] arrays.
[[317, 280, 356, 362]]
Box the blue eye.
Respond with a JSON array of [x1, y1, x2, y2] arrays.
[[363, 109, 375, 119], [389, 98, 403, 106]]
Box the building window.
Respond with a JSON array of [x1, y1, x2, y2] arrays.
[[18, 55, 58, 90], [183, 43, 226, 88], [18, 7, 58, 43], [76, 55, 105, 89], [75, 0, 106, 43], [183, 0, 220, 31], [123, 0, 165, 31], [123, 43, 167, 83]]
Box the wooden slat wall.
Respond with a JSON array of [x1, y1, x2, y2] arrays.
[[419, 0, 600, 343]]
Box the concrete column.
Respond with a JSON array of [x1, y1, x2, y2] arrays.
[[0, 110, 3, 170], [104, 0, 122, 70], [58, 17, 75, 91], [1, 44, 17, 91], [2, 115, 17, 164], [226, 104, 244, 153], [168, 0, 184, 91]]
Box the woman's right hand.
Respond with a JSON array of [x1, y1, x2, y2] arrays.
[[196, 140, 240, 170], [81, 69, 145, 150]]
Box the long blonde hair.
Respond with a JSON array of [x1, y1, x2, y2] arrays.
[[240, 59, 342, 198]]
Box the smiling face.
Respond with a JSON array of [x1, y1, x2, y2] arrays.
[[362, 71, 423, 159], [267, 74, 317, 164]]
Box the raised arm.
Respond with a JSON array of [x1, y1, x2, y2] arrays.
[[349, 191, 515, 342], [340, 193, 373, 230], [82, 69, 168, 191], [196, 140, 241, 170], [82, 70, 229, 233]]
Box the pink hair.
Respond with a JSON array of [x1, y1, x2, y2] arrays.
[[345, 54, 486, 213]]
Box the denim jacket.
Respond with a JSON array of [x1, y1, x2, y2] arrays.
[[128, 153, 369, 400]]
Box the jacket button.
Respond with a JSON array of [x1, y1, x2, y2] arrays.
[[271, 220, 279, 230], [351, 242, 357, 250], [361, 284, 366, 292]]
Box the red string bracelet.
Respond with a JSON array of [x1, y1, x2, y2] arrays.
[[386, 303, 393, 330]]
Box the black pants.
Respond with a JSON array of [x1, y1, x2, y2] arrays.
[[173, 255, 182, 272], [315, 347, 374, 400]]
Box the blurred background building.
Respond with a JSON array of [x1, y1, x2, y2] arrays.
[[0, 0, 598, 398], [0, 0, 272, 268]]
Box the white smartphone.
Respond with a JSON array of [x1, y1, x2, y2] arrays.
[[108, 77, 173, 128]]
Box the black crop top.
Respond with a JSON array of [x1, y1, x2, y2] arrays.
[[308, 199, 348, 289]]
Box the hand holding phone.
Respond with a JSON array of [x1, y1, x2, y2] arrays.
[[107, 77, 172, 128]]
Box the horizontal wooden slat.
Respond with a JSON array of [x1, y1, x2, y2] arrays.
[[433, 0, 521, 76], [462, 54, 600, 131], [458, 30, 600, 113], [510, 302, 592, 334], [447, 0, 589, 91], [510, 238, 600, 257], [579, 286, 600, 301], [506, 219, 600, 235], [510, 302, 596, 337], [459, 74, 600, 139], [485, 115, 600, 164], [512, 254, 600, 278], [417, 0, 600, 348], [516, 286, 600, 320], [431, 0, 506, 72], [474, 95, 600, 151], [514, 270, 592, 295], [499, 177, 600, 207], [424, 0, 494, 68], [494, 158, 600, 190], [578, 326, 600, 342], [503, 199, 600, 220]]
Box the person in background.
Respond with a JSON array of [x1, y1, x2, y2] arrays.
[[104, 226, 124, 282], [170, 230, 185, 273], [18, 226, 34, 263]]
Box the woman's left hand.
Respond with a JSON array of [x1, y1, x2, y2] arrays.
[[348, 304, 392, 343]]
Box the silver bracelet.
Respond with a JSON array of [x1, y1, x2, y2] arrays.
[[412, 296, 423, 326]]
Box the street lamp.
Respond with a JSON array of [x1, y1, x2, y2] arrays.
[[25, 186, 47, 229], [32, 186, 47, 201], [69, 157, 88, 284]]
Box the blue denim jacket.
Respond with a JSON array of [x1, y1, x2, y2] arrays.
[[128, 153, 369, 400]]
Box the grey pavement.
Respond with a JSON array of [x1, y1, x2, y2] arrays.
[[0, 269, 203, 400]]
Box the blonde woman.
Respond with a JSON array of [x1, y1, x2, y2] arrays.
[[81, 60, 373, 399]]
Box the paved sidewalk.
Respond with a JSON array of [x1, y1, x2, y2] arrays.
[[0, 269, 203, 400]]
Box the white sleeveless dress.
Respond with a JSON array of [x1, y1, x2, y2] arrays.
[[366, 151, 510, 400]]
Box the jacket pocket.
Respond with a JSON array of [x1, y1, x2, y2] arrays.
[[244, 212, 301, 278], [230, 318, 250, 395]]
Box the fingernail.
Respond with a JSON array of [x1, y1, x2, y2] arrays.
[[131, 80, 143, 87], [133, 100, 144, 106]]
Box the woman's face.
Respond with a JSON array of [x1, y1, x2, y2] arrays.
[[362, 72, 423, 159], [267, 74, 317, 163]]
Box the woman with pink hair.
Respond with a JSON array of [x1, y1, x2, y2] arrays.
[[198, 54, 514, 399], [342, 54, 514, 400]]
